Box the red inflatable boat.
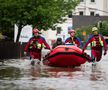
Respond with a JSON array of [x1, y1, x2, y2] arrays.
[[43, 45, 91, 67]]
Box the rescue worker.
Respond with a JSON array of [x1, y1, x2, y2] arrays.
[[82, 27, 107, 62], [65, 29, 82, 48], [52, 37, 64, 49], [24, 28, 50, 65]]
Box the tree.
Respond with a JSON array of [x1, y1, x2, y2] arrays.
[[75, 26, 92, 41], [99, 21, 108, 36], [0, 0, 79, 42]]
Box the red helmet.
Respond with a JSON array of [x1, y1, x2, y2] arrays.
[[33, 28, 39, 34], [68, 29, 75, 34]]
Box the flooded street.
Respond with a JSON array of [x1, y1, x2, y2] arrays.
[[0, 51, 108, 90]]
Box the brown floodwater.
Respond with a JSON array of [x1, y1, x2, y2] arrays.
[[0, 54, 108, 90]]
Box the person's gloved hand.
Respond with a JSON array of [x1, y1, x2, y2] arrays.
[[104, 50, 107, 55], [24, 52, 27, 55]]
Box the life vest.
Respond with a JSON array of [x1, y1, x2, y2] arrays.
[[69, 37, 76, 45], [29, 39, 43, 50], [91, 35, 103, 47]]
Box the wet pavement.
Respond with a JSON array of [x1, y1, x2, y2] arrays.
[[0, 50, 108, 90]]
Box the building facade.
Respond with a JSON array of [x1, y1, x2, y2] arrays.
[[73, 0, 108, 16], [103, 0, 108, 16]]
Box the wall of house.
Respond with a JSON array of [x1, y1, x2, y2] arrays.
[[74, 0, 105, 16]]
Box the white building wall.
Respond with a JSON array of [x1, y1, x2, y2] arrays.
[[56, 18, 72, 41], [103, 0, 108, 16], [42, 18, 72, 44], [41, 29, 57, 46], [74, 0, 105, 16]]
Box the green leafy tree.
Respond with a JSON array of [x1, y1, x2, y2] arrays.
[[99, 21, 108, 36], [76, 26, 92, 41], [0, 0, 79, 42]]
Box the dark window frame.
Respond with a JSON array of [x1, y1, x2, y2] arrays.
[[79, 11, 84, 16], [90, 11, 95, 16], [80, 0, 84, 2], [91, 0, 95, 2]]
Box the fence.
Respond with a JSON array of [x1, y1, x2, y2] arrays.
[[0, 41, 26, 60]]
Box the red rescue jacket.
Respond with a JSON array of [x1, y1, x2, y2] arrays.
[[83, 34, 107, 51], [24, 35, 50, 52]]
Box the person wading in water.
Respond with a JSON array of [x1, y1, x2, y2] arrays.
[[24, 28, 51, 65]]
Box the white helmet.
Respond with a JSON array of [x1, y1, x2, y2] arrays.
[[92, 27, 98, 32]]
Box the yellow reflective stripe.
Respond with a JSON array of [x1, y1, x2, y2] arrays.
[[37, 43, 42, 49], [91, 37, 103, 46], [99, 37, 103, 46], [71, 37, 75, 44], [91, 41, 96, 46]]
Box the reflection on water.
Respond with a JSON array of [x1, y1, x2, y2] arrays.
[[90, 63, 106, 81], [30, 66, 82, 78], [0, 59, 108, 90], [0, 66, 21, 80]]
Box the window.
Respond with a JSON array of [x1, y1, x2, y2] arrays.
[[90, 12, 95, 16], [79, 11, 83, 15], [68, 13, 72, 18], [68, 12, 72, 18], [57, 27, 62, 34], [80, 0, 84, 2], [91, 0, 95, 2]]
